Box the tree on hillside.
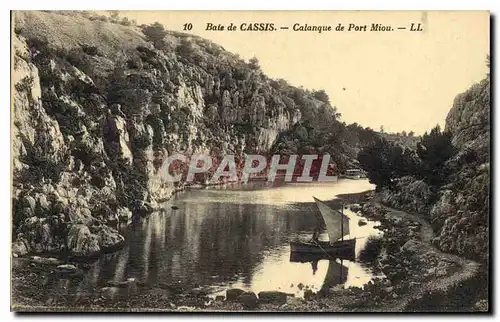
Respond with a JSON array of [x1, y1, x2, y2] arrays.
[[416, 125, 456, 186], [357, 138, 395, 189], [108, 10, 120, 20], [142, 22, 167, 43], [312, 89, 330, 105], [358, 137, 419, 190], [176, 38, 196, 58], [248, 56, 260, 70]]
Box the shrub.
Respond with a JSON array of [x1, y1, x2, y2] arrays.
[[81, 45, 98, 56], [359, 236, 383, 263], [312, 89, 330, 104], [142, 22, 167, 43], [176, 38, 196, 57], [416, 125, 456, 187], [248, 56, 260, 70]]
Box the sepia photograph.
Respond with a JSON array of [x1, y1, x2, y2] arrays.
[[10, 10, 490, 312]]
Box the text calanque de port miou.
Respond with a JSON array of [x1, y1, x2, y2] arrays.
[[199, 22, 424, 33]]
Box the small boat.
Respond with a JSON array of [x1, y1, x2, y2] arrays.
[[290, 197, 356, 260], [342, 169, 363, 179], [290, 239, 355, 259]]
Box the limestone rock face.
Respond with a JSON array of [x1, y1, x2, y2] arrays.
[[435, 77, 490, 262], [382, 76, 490, 263], [103, 115, 133, 165], [13, 35, 67, 175], [445, 79, 490, 151]]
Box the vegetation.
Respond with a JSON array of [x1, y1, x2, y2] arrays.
[[312, 89, 330, 104], [359, 235, 383, 263], [357, 137, 417, 190], [358, 125, 454, 191], [142, 22, 167, 43], [248, 56, 260, 70], [416, 125, 456, 186], [359, 57, 490, 263]]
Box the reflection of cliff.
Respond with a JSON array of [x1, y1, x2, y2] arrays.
[[61, 197, 319, 292], [32, 185, 353, 304], [193, 201, 308, 285]]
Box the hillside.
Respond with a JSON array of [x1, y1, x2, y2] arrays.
[[371, 73, 490, 263], [379, 132, 420, 150], [11, 11, 378, 257], [432, 76, 490, 262]]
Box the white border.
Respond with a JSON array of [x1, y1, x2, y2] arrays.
[[2, 1, 499, 321]]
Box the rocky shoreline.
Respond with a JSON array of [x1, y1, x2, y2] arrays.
[[11, 190, 487, 312], [12, 180, 221, 260]]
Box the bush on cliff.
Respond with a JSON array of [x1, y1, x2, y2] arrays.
[[359, 236, 383, 263], [142, 22, 167, 44], [416, 125, 456, 187], [380, 176, 434, 214]]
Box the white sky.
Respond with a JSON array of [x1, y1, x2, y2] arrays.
[[120, 11, 489, 134]]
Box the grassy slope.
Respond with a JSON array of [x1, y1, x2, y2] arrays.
[[14, 11, 147, 55]]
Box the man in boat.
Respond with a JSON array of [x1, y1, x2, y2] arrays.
[[310, 226, 320, 244]]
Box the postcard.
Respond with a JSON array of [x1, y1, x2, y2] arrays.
[[11, 10, 490, 312]]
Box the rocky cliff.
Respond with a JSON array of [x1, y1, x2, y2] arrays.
[[430, 76, 490, 262], [12, 11, 374, 257], [379, 74, 490, 263]]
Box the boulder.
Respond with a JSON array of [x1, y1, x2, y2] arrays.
[[99, 286, 122, 300], [303, 289, 314, 301], [67, 224, 100, 256], [474, 299, 489, 312], [66, 204, 94, 226], [31, 256, 61, 265], [401, 239, 423, 254], [258, 291, 288, 305], [106, 278, 136, 288], [117, 207, 132, 222], [237, 291, 258, 309], [22, 195, 36, 212], [358, 219, 367, 227], [96, 225, 125, 250], [226, 288, 245, 301], [55, 264, 78, 273], [286, 296, 304, 306], [12, 239, 29, 256], [35, 193, 51, 215], [137, 201, 154, 217], [105, 213, 119, 225]]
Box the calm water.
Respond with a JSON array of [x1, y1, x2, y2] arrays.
[[40, 179, 383, 301]]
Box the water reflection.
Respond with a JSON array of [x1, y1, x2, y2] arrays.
[[41, 179, 382, 303]]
